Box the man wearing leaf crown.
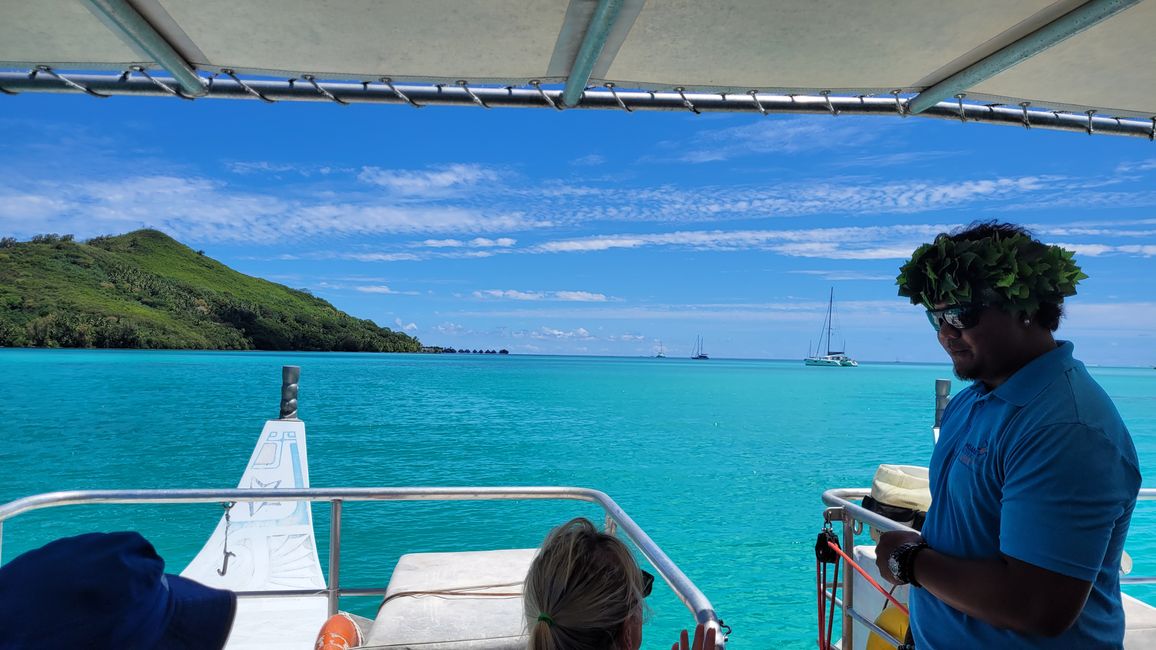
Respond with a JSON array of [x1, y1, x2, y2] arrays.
[[875, 220, 1139, 648]]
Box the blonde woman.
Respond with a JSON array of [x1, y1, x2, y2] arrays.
[[524, 517, 715, 650]]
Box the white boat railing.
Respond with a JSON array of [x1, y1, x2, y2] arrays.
[[820, 487, 1156, 650], [0, 485, 726, 647]]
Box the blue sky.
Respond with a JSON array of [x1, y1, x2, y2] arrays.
[[1, 94, 1154, 365]]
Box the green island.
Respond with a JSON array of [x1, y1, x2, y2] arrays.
[[0, 229, 421, 352]]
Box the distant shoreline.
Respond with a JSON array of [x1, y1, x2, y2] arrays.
[[3, 348, 1151, 370]]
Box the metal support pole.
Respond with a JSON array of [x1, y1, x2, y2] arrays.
[[280, 366, 300, 420], [561, 0, 624, 107], [328, 499, 343, 617], [82, 0, 207, 97], [841, 513, 856, 648], [907, 0, 1141, 114], [934, 379, 952, 429]]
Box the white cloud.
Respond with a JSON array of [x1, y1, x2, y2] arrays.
[[531, 224, 948, 259], [338, 275, 392, 282], [610, 333, 646, 342], [790, 270, 897, 281], [1116, 245, 1156, 256], [394, 318, 418, 332], [573, 154, 606, 166], [356, 284, 420, 295], [553, 291, 609, 302], [534, 236, 648, 253], [675, 117, 881, 163], [1115, 159, 1156, 174], [529, 326, 594, 340], [1038, 226, 1156, 238], [435, 322, 469, 334], [0, 174, 552, 243], [289, 203, 539, 236], [472, 289, 611, 302], [346, 253, 422, 262], [831, 151, 958, 168], [225, 161, 346, 176], [413, 237, 517, 249], [469, 237, 517, 248], [770, 242, 917, 259], [519, 222, 1155, 261], [0, 192, 72, 222], [357, 163, 503, 197], [474, 289, 544, 301], [520, 175, 1067, 226], [1053, 242, 1156, 257], [450, 300, 915, 324], [358, 285, 399, 294], [1053, 243, 1116, 257], [8, 148, 1156, 258]]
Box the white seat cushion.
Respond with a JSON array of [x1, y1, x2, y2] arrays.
[[365, 548, 538, 649]]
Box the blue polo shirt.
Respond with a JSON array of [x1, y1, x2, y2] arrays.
[[910, 341, 1140, 648]]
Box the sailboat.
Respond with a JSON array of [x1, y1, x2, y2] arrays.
[[655, 340, 666, 358], [804, 289, 858, 367], [691, 336, 709, 360]]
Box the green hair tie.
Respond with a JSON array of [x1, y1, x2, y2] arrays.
[[896, 232, 1087, 313], [537, 613, 554, 627]]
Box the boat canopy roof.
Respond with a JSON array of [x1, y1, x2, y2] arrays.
[[3, 0, 1156, 138]]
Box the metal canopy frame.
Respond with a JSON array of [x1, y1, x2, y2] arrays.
[[3, 71, 1155, 141], [3, 1, 1156, 141]]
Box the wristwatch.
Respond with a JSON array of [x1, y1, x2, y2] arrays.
[[888, 541, 928, 587]]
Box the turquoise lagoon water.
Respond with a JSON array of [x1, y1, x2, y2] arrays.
[[2, 349, 1154, 648]]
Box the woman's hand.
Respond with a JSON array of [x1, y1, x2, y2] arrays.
[[672, 623, 716, 650]]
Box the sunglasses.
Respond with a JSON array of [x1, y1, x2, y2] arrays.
[[641, 569, 654, 598], [925, 303, 986, 331]]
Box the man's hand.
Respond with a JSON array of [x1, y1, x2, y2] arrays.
[[875, 530, 923, 584], [873, 532, 1094, 636]]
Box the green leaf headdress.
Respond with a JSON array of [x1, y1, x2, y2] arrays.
[[896, 231, 1088, 314]]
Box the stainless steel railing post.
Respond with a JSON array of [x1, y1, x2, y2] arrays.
[[280, 366, 300, 420], [841, 512, 856, 649], [934, 379, 951, 428], [328, 499, 343, 617]]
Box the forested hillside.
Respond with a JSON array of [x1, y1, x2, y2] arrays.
[[0, 230, 420, 352]]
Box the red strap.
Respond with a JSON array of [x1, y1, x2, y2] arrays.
[[826, 541, 910, 616]]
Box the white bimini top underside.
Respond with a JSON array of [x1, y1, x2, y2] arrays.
[[2, 0, 1156, 138]]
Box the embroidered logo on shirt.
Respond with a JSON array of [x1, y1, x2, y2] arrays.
[[958, 443, 989, 468]]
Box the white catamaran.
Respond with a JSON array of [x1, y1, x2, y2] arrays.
[[805, 288, 858, 368], [4, 1, 1156, 648]]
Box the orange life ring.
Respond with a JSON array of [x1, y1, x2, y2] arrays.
[[315, 612, 362, 650]]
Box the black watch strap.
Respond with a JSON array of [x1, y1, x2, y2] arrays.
[[902, 542, 928, 588]]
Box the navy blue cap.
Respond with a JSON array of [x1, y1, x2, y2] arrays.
[[0, 531, 236, 649]]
